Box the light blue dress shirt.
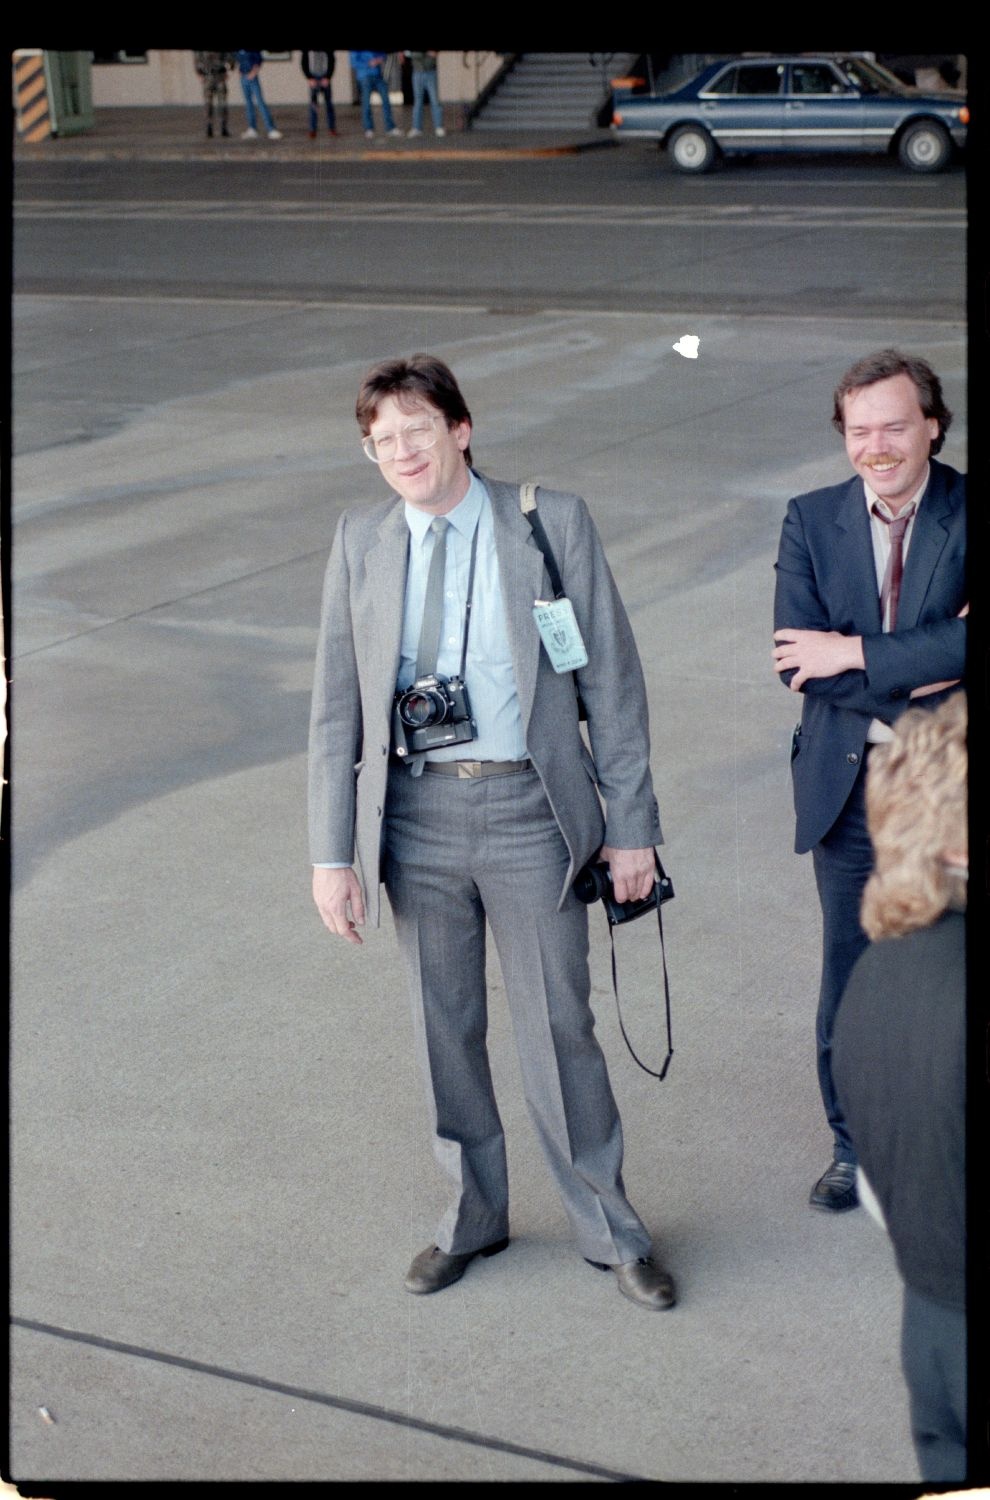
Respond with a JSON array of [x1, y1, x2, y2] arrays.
[[398, 471, 527, 764]]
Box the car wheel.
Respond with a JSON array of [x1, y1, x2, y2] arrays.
[[668, 124, 716, 173], [898, 120, 952, 172]]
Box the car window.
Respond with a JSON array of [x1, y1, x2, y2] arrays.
[[702, 64, 784, 96], [790, 63, 847, 96], [734, 64, 785, 96], [839, 58, 905, 96], [704, 67, 737, 95]]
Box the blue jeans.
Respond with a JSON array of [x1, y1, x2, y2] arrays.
[[358, 71, 395, 133], [412, 69, 442, 131], [307, 82, 336, 132], [240, 74, 276, 133]]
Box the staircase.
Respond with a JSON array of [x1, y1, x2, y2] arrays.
[[471, 52, 638, 132]]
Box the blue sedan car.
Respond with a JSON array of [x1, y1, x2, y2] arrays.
[[612, 55, 968, 173]]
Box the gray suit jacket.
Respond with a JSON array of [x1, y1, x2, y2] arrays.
[[309, 472, 662, 927]]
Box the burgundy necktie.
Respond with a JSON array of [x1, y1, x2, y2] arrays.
[[872, 502, 915, 631]]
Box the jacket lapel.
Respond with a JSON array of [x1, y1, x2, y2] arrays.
[[897, 464, 954, 629], [481, 474, 547, 734], [361, 499, 409, 691]]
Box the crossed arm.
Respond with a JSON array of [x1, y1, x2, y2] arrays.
[[771, 617, 965, 696], [772, 500, 966, 705]]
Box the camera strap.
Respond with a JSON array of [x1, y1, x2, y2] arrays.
[[519, 483, 587, 721], [603, 868, 674, 1081], [458, 518, 481, 678], [520, 482, 566, 598]]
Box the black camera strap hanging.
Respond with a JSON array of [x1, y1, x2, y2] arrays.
[[575, 850, 674, 1080], [459, 518, 480, 680], [604, 877, 675, 1081]]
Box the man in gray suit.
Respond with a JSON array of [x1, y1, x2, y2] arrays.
[[310, 355, 674, 1309]]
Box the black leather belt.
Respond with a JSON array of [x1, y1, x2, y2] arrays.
[[423, 758, 532, 779]]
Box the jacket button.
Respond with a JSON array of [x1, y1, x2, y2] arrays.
[[890, 688, 904, 700], [377, 807, 382, 817], [847, 752, 859, 765], [381, 744, 388, 755]]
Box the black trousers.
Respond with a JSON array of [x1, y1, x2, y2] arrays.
[[810, 758, 873, 1163]]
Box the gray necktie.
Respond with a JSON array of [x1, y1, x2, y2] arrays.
[[415, 517, 449, 679]]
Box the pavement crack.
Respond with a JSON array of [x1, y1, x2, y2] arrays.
[[11, 1315, 647, 1481]]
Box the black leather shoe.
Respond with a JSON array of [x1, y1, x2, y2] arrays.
[[809, 1160, 858, 1212], [585, 1255, 676, 1309], [404, 1236, 509, 1294]]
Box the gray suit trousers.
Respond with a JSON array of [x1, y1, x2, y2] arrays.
[[383, 763, 652, 1265]]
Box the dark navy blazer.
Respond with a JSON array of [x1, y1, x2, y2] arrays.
[[774, 458, 967, 854]]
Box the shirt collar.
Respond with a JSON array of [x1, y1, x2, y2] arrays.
[[403, 469, 486, 544], [863, 463, 930, 521]]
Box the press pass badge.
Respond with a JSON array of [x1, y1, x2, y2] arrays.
[[533, 598, 589, 672]]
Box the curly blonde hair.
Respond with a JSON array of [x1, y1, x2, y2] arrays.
[[861, 692, 967, 941]]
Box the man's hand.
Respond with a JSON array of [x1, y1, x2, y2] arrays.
[[773, 628, 864, 690], [312, 866, 365, 945], [600, 846, 655, 904]]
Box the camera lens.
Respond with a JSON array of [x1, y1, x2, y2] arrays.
[[399, 689, 444, 728], [573, 862, 610, 904], [401, 693, 432, 727]]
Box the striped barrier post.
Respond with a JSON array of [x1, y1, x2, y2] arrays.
[[13, 49, 53, 142]]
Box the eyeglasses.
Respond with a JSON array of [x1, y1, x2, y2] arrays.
[[362, 415, 442, 464]]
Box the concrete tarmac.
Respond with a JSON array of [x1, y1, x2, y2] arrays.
[[9, 111, 968, 1485]]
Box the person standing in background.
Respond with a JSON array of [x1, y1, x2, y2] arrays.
[[349, 52, 402, 140], [193, 52, 233, 139], [300, 50, 337, 139], [236, 51, 282, 141], [405, 51, 445, 137]]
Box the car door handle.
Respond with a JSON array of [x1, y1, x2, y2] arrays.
[[785, 101, 804, 110]]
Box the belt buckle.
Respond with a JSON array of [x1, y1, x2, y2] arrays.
[[456, 761, 483, 779]]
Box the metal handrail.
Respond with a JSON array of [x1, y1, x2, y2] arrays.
[[464, 52, 521, 128]]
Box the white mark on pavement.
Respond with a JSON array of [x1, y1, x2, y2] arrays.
[[673, 335, 700, 360]]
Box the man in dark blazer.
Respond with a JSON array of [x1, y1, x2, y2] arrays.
[[772, 349, 966, 1212], [310, 355, 674, 1309]]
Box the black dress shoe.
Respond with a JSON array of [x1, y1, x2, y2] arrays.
[[404, 1236, 509, 1294], [809, 1160, 859, 1212]]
